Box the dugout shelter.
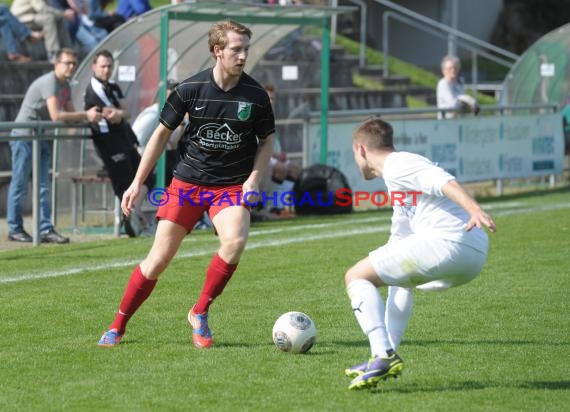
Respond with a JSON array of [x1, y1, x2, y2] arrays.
[[502, 22, 570, 109]]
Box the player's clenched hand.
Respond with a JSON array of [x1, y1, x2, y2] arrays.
[[242, 179, 260, 206], [466, 211, 496, 233], [121, 184, 141, 217]]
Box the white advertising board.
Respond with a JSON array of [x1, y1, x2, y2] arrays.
[[308, 114, 565, 193]]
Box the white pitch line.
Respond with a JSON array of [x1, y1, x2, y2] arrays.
[[491, 202, 570, 217], [0, 225, 390, 285], [2, 200, 568, 285], [248, 215, 389, 237], [174, 214, 390, 244]]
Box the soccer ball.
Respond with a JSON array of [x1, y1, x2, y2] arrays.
[[272, 312, 317, 354]]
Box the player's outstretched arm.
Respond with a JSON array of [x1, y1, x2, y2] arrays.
[[122, 124, 172, 216], [442, 179, 496, 232]]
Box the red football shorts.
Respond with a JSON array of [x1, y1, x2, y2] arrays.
[[156, 177, 250, 231]]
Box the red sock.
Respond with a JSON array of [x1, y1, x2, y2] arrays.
[[193, 254, 237, 314], [109, 265, 157, 334]]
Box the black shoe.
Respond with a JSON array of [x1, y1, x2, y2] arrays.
[[8, 231, 33, 243], [40, 229, 70, 244], [122, 212, 140, 238]]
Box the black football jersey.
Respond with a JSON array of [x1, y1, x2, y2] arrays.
[[159, 68, 275, 186]]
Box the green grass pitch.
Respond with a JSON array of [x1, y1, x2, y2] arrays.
[[1, 190, 569, 411]]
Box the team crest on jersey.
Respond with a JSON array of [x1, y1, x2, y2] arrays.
[[237, 102, 252, 121]]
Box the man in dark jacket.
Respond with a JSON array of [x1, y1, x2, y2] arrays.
[[84, 49, 154, 236]]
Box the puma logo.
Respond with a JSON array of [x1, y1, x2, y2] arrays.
[[352, 301, 363, 313]]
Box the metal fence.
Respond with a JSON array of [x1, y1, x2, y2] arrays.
[[0, 121, 92, 245], [0, 101, 564, 245]]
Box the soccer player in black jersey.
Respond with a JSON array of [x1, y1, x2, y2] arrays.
[[98, 20, 275, 348]]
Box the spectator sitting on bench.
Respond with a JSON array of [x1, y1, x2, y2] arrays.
[[0, 4, 44, 62], [262, 83, 300, 216], [11, 0, 74, 62]]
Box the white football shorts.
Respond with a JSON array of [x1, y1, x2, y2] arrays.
[[369, 234, 487, 291]]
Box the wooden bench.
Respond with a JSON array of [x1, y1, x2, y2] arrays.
[[70, 175, 121, 236]]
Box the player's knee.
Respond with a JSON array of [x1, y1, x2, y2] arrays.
[[344, 266, 359, 286], [140, 256, 170, 279], [220, 235, 247, 259]]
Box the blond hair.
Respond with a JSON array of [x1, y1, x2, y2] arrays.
[[208, 20, 252, 55]]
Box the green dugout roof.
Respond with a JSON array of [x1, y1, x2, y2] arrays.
[[502, 22, 570, 108]]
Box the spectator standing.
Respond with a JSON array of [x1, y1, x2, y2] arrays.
[[0, 4, 44, 62], [7, 48, 102, 243], [436, 55, 479, 119], [11, 0, 73, 62], [97, 20, 275, 348], [84, 49, 155, 237]]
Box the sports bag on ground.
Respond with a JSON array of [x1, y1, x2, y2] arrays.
[[293, 164, 353, 215]]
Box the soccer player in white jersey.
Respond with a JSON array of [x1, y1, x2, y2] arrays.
[[344, 117, 496, 390]]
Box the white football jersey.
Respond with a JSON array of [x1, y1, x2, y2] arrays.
[[382, 151, 488, 253]]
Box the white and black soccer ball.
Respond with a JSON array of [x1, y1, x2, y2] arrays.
[[272, 312, 317, 354]]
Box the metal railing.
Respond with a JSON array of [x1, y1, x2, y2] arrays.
[[333, 0, 519, 96], [0, 121, 92, 246], [307, 102, 557, 122], [0, 102, 562, 245]]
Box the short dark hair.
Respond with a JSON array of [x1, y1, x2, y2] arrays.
[[55, 48, 77, 62], [353, 117, 395, 150], [92, 49, 114, 64]]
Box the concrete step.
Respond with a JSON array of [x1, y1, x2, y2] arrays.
[[357, 66, 412, 87], [274, 87, 407, 117], [252, 57, 355, 90]]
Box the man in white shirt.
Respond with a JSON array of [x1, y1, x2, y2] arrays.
[[436, 55, 479, 119], [344, 117, 496, 390]]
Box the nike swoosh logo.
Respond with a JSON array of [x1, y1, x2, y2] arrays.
[[195, 105, 206, 110]]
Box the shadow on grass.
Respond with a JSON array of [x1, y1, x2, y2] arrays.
[[405, 338, 569, 347], [331, 339, 569, 347], [1, 242, 113, 261], [369, 379, 570, 394], [518, 381, 570, 390]]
